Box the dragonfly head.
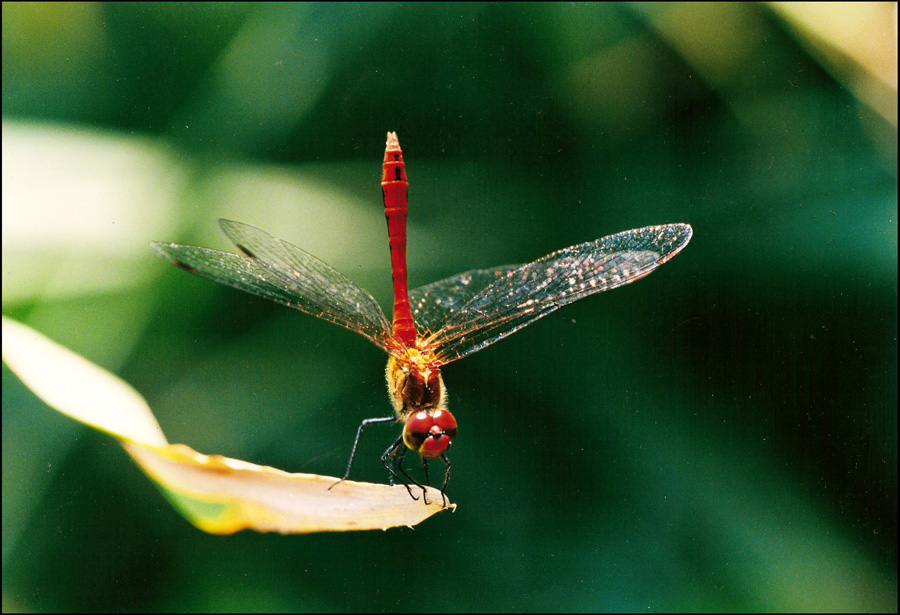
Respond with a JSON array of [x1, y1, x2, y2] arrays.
[[403, 409, 457, 458]]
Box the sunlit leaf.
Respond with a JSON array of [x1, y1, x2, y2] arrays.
[[1, 316, 166, 446], [125, 442, 450, 534]]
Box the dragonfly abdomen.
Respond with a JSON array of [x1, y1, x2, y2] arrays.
[[382, 132, 418, 347]]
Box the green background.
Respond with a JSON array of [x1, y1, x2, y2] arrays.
[[3, 3, 896, 612]]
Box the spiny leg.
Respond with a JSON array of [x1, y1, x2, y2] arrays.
[[438, 454, 451, 507], [393, 443, 431, 504], [420, 456, 432, 506], [390, 442, 409, 486], [329, 415, 396, 491], [381, 437, 424, 501]]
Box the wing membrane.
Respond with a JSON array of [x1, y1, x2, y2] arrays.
[[151, 220, 396, 353], [409, 266, 519, 334], [425, 224, 692, 364]]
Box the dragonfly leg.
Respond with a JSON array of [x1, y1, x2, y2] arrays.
[[382, 437, 425, 501], [438, 454, 451, 508], [420, 457, 431, 506], [421, 455, 430, 486], [329, 416, 396, 492], [396, 448, 430, 504]]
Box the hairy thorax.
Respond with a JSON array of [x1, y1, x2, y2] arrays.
[[385, 348, 446, 419]]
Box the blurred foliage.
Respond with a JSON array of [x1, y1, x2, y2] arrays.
[[2, 2, 896, 612]]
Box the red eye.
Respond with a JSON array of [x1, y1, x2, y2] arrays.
[[432, 409, 457, 435], [403, 410, 458, 457], [403, 411, 433, 451]]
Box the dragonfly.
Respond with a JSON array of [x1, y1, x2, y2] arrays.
[[151, 132, 692, 505]]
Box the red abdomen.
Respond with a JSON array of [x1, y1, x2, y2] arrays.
[[382, 132, 417, 347]]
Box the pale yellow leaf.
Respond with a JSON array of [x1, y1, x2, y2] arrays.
[[2, 316, 167, 446], [125, 442, 451, 534]]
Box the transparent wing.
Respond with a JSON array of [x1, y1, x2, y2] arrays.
[[150, 220, 397, 354], [425, 223, 692, 364], [409, 266, 520, 335]]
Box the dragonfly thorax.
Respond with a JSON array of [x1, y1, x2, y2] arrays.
[[385, 353, 446, 416]]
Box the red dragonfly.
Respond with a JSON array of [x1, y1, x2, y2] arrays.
[[151, 132, 692, 504]]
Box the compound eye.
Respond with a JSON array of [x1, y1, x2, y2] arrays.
[[402, 410, 458, 458], [431, 409, 458, 442], [403, 411, 433, 451]]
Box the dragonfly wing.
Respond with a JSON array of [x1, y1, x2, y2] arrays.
[[408, 266, 520, 334], [151, 222, 396, 353], [426, 223, 692, 364]]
